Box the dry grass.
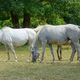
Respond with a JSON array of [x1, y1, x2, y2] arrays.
[[0, 44, 80, 80]]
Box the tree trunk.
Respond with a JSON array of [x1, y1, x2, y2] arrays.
[[10, 11, 20, 28], [22, 12, 30, 28]]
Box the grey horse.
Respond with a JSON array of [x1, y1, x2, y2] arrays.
[[32, 24, 80, 63]]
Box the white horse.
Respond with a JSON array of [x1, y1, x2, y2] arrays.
[[35, 25, 79, 60], [0, 26, 37, 62], [34, 25, 67, 60], [32, 24, 80, 63]]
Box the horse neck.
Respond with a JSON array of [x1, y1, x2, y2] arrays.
[[34, 39, 41, 52]]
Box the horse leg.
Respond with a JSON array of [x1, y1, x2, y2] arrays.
[[60, 45, 62, 60], [70, 39, 80, 63], [70, 40, 80, 61], [27, 41, 36, 61], [77, 52, 79, 60], [40, 41, 46, 63], [73, 42, 80, 63], [27, 40, 34, 61], [77, 40, 79, 60], [57, 46, 60, 60], [27, 46, 32, 61], [69, 43, 76, 63], [27, 52, 31, 61], [8, 43, 17, 62], [5, 45, 10, 61], [49, 44, 55, 63]]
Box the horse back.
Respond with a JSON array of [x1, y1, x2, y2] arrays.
[[38, 24, 79, 45]]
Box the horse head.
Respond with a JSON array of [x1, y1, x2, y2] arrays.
[[31, 48, 40, 62]]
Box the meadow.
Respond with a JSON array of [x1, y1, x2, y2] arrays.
[[0, 44, 80, 80]]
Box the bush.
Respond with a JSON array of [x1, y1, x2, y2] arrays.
[[0, 20, 3, 29], [46, 15, 66, 25], [31, 17, 47, 28], [2, 18, 13, 28], [19, 18, 23, 28]]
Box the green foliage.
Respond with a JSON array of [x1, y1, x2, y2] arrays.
[[2, 18, 13, 28], [31, 17, 47, 28], [0, 20, 3, 29], [31, 17, 40, 28], [46, 15, 66, 25], [0, 11, 10, 20], [22, 0, 45, 16], [19, 18, 23, 28], [0, 0, 80, 28]]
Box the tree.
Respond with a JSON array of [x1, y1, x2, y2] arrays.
[[10, 11, 19, 28], [0, 0, 45, 28], [0, 0, 80, 28]]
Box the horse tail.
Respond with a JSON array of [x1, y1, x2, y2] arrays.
[[33, 25, 44, 32]]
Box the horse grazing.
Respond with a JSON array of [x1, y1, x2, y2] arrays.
[[34, 25, 71, 60], [34, 24, 79, 60], [32, 24, 80, 63], [0, 26, 37, 62]]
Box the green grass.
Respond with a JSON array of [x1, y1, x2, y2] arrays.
[[0, 44, 80, 80]]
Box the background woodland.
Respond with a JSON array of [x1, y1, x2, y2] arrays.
[[0, 0, 80, 28]]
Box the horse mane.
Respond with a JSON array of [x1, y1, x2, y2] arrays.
[[1, 26, 11, 32], [2, 26, 11, 30], [33, 26, 44, 48], [34, 25, 44, 32], [34, 24, 51, 32], [3, 26, 11, 29], [33, 24, 51, 45]]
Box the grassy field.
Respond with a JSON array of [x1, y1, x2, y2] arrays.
[[0, 44, 80, 80]]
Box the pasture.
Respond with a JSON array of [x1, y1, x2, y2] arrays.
[[0, 43, 80, 80]]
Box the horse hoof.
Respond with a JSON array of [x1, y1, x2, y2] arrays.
[[6, 58, 10, 62], [60, 58, 62, 60], [6, 60, 8, 62], [37, 59, 40, 61], [68, 61, 71, 64], [78, 62, 80, 64], [40, 61, 42, 63], [6, 60, 9, 62], [77, 59, 79, 60], [15, 60, 17, 62], [51, 61, 55, 64], [27, 60, 30, 61]]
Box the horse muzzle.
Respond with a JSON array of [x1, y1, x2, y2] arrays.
[[32, 57, 36, 62]]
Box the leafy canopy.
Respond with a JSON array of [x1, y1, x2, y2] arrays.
[[0, 0, 80, 27]]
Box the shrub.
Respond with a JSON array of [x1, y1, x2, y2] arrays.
[[2, 18, 13, 28]]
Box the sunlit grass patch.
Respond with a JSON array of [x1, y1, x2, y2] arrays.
[[0, 44, 80, 80]]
